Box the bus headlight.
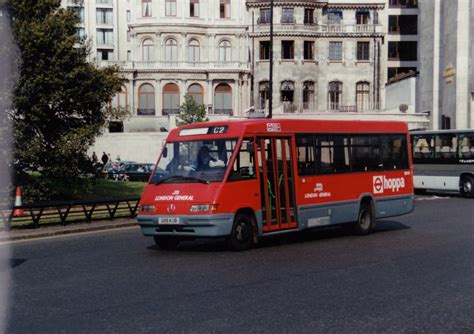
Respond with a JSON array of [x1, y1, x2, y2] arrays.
[[190, 204, 218, 213], [140, 205, 156, 212]]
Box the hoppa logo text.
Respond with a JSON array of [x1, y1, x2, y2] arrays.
[[373, 176, 405, 194]]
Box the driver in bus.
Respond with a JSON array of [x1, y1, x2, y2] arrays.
[[196, 146, 216, 171]]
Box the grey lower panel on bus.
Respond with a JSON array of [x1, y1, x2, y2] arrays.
[[374, 195, 415, 219], [137, 213, 234, 237], [298, 200, 359, 229], [297, 195, 414, 229]]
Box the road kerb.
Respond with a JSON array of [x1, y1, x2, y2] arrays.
[[0, 220, 139, 243]]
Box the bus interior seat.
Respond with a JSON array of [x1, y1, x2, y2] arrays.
[[460, 146, 471, 157], [414, 147, 421, 158]]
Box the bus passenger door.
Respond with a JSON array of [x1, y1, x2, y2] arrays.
[[257, 137, 297, 232]]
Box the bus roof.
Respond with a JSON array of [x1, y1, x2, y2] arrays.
[[410, 129, 474, 135], [167, 119, 409, 141]]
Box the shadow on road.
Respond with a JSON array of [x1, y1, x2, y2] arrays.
[[7, 259, 28, 270], [146, 220, 411, 253]]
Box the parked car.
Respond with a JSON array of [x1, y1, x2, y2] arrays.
[[122, 163, 155, 182], [102, 160, 136, 180]]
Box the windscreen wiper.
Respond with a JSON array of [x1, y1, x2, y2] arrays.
[[155, 175, 210, 185]]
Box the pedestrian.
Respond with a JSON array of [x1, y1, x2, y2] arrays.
[[101, 152, 108, 165], [92, 151, 98, 164]]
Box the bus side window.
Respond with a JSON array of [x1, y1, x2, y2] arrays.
[[459, 135, 473, 158], [228, 138, 256, 181], [333, 136, 350, 173], [413, 135, 434, 160], [435, 134, 457, 160], [296, 135, 316, 175]]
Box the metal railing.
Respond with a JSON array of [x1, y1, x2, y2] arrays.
[[254, 23, 382, 34], [1, 197, 140, 230], [103, 61, 250, 71]]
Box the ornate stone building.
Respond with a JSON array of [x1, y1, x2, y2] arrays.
[[57, 0, 438, 160], [247, 0, 385, 115], [112, 0, 251, 132]]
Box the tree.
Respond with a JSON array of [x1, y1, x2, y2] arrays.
[[0, 1, 17, 203], [7, 0, 124, 186], [176, 94, 209, 126]]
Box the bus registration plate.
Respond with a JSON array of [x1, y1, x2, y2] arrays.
[[159, 217, 180, 224]]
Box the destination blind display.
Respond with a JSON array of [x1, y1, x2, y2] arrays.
[[179, 126, 228, 136]]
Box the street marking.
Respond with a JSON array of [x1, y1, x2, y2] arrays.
[[415, 195, 451, 201], [0, 225, 140, 246]]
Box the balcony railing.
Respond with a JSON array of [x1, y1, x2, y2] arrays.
[[104, 61, 250, 71], [254, 24, 382, 34], [327, 103, 382, 112], [137, 109, 155, 116], [162, 109, 180, 115], [210, 109, 233, 115]]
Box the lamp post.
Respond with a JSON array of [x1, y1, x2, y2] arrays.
[[267, 0, 274, 119]]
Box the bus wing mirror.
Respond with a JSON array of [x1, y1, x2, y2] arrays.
[[162, 147, 168, 158]]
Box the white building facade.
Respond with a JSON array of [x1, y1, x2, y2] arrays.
[[62, 0, 466, 160], [120, 0, 251, 132], [418, 0, 474, 130]]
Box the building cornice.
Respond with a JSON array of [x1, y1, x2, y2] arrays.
[[250, 32, 384, 38], [328, 3, 385, 10], [120, 69, 252, 75], [246, 1, 384, 9], [247, 0, 327, 8], [129, 23, 249, 31]]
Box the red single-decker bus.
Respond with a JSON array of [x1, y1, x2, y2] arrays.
[[138, 119, 415, 250]]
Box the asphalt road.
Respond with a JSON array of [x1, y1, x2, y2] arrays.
[[2, 196, 473, 333]]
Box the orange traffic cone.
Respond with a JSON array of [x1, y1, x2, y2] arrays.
[[13, 186, 24, 217]]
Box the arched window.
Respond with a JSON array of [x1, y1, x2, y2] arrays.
[[142, 0, 152, 17], [356, 81, 370, 111], [214, 83, 232, 115], [138, 84, 155, 115], [142, 39, 154, 62], [111, 86, 128, 112], [328, 81, 342, 110], [187, 84, 203, 105], [259, 81, 269, 111], [163, 83, 180, 115], [218, 40, 231, 62], [280, 81, 294, 113], [302, 81, 315, 110], [165, 38, 178, 63], [187, 39, 200, 63]]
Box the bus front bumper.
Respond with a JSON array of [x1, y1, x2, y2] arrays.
[[137, 213, 235, 238]]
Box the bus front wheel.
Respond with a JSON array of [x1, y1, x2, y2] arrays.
[[227, 213, 257, 251], [154, 236, 180, 250], [352, 203, 374, 235], [460, 176, 473, 198]]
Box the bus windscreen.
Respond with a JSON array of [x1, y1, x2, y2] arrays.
[[150, 138, 238, 184]]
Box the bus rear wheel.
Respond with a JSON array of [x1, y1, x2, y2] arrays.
[[352, 203, 374, 235], [227, 213, 257, 251], [154, 236, 180, 250], [460, 176, 473, 198]]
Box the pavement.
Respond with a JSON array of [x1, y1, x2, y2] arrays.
[[0, 218, 138, 243]]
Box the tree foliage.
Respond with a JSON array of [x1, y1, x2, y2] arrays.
[[7, 0, 124, 184], [176, 94, 209, 126]]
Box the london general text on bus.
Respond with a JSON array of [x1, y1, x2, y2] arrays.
[[137, 119, 415, 250]]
